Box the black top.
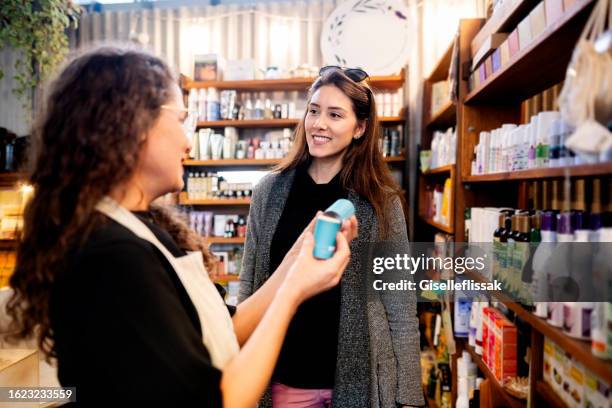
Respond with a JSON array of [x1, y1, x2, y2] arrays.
[[269, 165, 347, 389], [50, 212, 230, 406]]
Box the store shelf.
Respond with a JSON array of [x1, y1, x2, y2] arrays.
[[461, 339, 527, 408], [463, 162, 612, 182], [465, 0, 596, 103], [419, 214, 454, 234], [184, 159, 280, 167], [212, 274, 240, 282], [535, 380, 568, 408], [205, 236, 245, 245], [182, 71, 405, 91], [422, 164, 455, 176], [0, 172, 25, 187], [197, 119, 299, 128], [178, 192, 250, 206], [184, 156, 405, 167], [0, 239, 18, 250], [470, 0, 540, 55], [464, 270, 612, 383], [379, 116, 405, 123], [426, 101, 456, 129]]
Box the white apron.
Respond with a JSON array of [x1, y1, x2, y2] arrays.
[[96, 197, 240, 369]]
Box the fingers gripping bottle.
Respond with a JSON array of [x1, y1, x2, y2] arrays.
[[313, 199, 356, 259]]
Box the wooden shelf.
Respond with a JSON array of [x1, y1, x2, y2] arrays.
[[379, 116, 405, 123], [422, 164, 455, 176], [426, 101, 456, 129], [212, 274, 240, 282], [0, 239, 18, 250], [205, 236, 245, 245], [182, 71, 405, 91], [465, 0, 596, 103], [428, 41, 454, 82], [471, 0, 540, 56], [463, 162, 612, 182], [461, 339, 527, 408], [178, 192, 250, 206], [535, 380, 568, 408], [0, 173, 26, 187], [419, 214, 454, 234], [184, 159, 280, 167], [197, 119, 298, 128], [464, 270, 612, 383], [184, 156, 405, 167]]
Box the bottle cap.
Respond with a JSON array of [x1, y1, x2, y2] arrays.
[[325, 199, 356, 221]]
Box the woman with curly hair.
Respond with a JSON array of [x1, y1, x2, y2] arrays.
[[239, 67, 423, 407], [5, 45, 356, 407]]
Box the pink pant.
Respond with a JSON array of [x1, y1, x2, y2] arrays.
[[271, 382, 333, 408]]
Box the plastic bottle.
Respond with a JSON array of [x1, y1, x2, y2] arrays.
[[533, 211, 557, 318], [206, 88, 220, 121], [198, 88, 207, 121], [547, 212, 574, 327]]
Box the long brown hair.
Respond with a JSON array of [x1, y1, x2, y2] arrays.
[[275, 69, 405, 238], [6, 45, 214, 359]]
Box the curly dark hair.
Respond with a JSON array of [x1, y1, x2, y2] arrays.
[[5, 45, 214, 359]]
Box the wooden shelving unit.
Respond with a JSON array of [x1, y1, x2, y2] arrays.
[[197, 119, 298, 128], [181, 70, 405, 91], [422, 164, 455, 176], [464, 162, 612, 182], [0, 239, 18, 250], [426, 101, 456, 129], [418, 214, 454, 234], [178, 192, 250, 206], [205, 236, 245, 245], [184, 156, 406, 167], [465, 0, 596, 103], [464, 270, 612, 386], [211, 274, 240, 282], [460, 339, 527, 408], [421, 4, 612, 406]]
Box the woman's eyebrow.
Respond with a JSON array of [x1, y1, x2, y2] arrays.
[[309, 102, 347, 113]]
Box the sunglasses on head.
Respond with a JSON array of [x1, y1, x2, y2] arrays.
[[319, 66, 369, 82]]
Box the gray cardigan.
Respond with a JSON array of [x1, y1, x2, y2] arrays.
[[238, 169, 424, 407]]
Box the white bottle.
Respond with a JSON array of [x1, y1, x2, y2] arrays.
[[206, 88, 220, 121], [533, 211, 557, 318], [188, 88, 198, 114], [198, 88, 207, 121]]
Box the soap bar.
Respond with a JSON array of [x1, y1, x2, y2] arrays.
[[479, 63, 487, 83], [530, 2, 547, 40], [500, 39, 511, 66], [545, 0, 565, 26], [518, 17, 533, 50], [508, 28, 520, 57], [485, 57, 493, 78], [492, 48, 502, 73]]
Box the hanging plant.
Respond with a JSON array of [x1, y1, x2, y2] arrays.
[[0, 0, 81, 114]]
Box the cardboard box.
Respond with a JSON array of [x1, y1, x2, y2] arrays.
[[518, 17, 533, 50], [508, 28, 520, 57], [471, 33, 509, 71], [584, 370, 611, 408], [529, 2, 547, 40], [545, 0, 565, 26], [479, 63, 487, 84]]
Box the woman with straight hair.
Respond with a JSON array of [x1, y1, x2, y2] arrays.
[[239, 67, 423, 407], [4, 45, 357, 407]]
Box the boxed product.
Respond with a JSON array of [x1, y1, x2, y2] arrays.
[[491, 49, 502, 73], [492, 309, 517, 382], [584, 371, 611, 408], [545, 0, 565, 27], [500, 39, 511, 66], [518, 17, 533, 50], [194, 54, 223, 81], [562, 359, 584, 408], [508, 28, 520, 57], [543, 337, 554, 385], [529, 2, 547, 40]]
